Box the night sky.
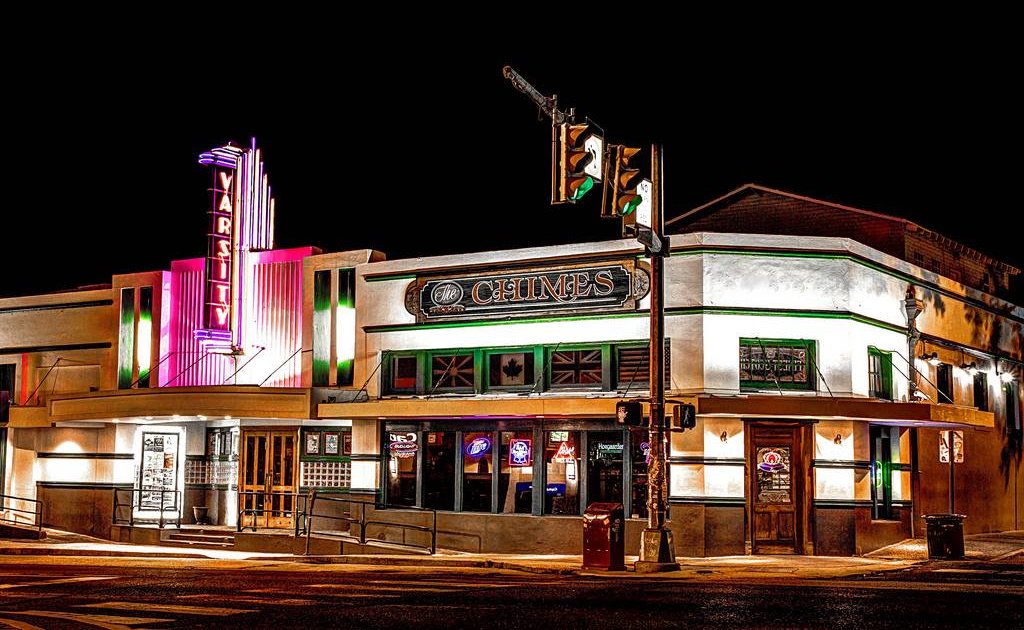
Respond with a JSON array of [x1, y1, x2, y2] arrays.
[[4, 34, 1019, 299]]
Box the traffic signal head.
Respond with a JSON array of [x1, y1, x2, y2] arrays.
[[611, 145, 643, 220], [615, 400, 645, 427], [559, 123, 599, 202], [671, 403, 696, 430]]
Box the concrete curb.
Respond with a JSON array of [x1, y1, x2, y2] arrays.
[[251, 554, 578, 575], [0, 547, 210, 559]]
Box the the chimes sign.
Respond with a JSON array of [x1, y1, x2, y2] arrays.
[[205, 168, 235, 333]]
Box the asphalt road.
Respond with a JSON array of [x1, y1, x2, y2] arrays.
[[0, 561, 1022, 629]]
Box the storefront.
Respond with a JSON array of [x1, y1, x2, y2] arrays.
[[382, 420, 650, 519]]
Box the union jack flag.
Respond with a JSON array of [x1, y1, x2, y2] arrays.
[[551, 350, 602, 385]]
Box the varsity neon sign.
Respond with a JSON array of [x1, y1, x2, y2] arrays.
[[205, 169, 234, 331]]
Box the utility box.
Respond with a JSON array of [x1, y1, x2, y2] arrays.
[[582, 502, 625, 570], [923, 513, 966, 560]]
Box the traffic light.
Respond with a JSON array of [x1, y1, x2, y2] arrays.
[[671, 403, 696, 430], [559, 123, 598, 202], [615, 400, 645, 427], [609, 145, 643, 233]]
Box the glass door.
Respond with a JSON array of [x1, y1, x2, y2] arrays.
[[240, 430, 297, 528]]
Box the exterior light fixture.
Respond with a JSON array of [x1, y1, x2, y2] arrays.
[[925, 352, 942, 366], [720, 430, 729, 443], [961, 361, 979, 376], [998, 359, 1016, 383], [834, 433, 843, 445]]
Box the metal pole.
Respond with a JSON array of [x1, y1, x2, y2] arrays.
[[636, 144, 679, 572], [949, 432, 955, 513]]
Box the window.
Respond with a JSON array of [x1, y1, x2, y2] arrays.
[[462, 432, 494, 512], [430, 354, 475, 391], [1007, 382, 1022, 431], [499, 431, 533, 514], [550, 349, 603, 388], [870, 426, 899, 520], [739, 339, 816, 391], [384, 355, 419, 394], [913, 252, 924, 267], [312, 270, 331, 387], [337, 268, 356, 387], [615, 344, 670, 391], [868, 347, 893, 400], [488, 351, 535, 390], [544, 431, 580, 515], [117, 287, 135, 389], [587, 431, 624, 505], [386, 430, 418, 507], [936, 363, 954, 404], [423, 431, 456, 510], [973, 372, 989, 411]]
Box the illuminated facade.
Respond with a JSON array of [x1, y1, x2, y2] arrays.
[[1, 180, 1021, 558]]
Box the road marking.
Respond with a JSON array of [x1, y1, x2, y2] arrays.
[[177, 594, 318, 606], [78, 601, 256, 616], [0, 576, 117, 590], [933, 568, 989, 573], [4, 610, 173, 629], [0, 618, 47, 630]]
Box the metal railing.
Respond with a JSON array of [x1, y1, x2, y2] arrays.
[[299, 491, 438, 555], [111, 488, 182, 529], [237, 490, 308, 533], [1, 493, 44, 537]]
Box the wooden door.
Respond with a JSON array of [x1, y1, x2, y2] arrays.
[[749, 424, 802, 554], [240, 430, 297, 528]]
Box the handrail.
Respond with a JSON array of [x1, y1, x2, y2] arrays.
[[1, 492, 44, 537], [111, 488, 182, 529], [236, 490, 307, 532], [300, 491, 438, 555]]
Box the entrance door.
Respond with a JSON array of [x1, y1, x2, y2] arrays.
[[748, 424, 803, 554], [240, 430, 297, 528]]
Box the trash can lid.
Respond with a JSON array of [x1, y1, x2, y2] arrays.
[[922, 513, 967, 520]]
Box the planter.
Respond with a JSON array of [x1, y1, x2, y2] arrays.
[[192, 506, 211, 526]]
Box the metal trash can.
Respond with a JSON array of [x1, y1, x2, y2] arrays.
[[922, 513, 966, 560], [582, 502, 625, 570]]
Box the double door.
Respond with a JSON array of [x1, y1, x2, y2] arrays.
[[240, 430, 297, 529]]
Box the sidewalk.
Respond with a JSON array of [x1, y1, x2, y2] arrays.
[[2, 528, 1022, 579]]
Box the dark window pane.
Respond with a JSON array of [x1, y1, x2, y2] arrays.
[[390, 356, 417, 392], [462, 432, 493, 512], [544, 431, 580, 515], [499, 431, 533, 514], [423, 431, 455, 510], [587, 431, 623, 505], [386, 430, 417, 507]]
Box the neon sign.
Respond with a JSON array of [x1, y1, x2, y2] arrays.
[[465, 436, 492, 457], [388, 432, 418, 459], [205, 168, 234, 332], [509, 439, 532, 467], [553, 441, 575, 463], [194, 140, 276, 354]]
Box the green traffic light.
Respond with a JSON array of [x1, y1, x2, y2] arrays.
[[621, 196, 642, 216], [569, 176, 594, 201]]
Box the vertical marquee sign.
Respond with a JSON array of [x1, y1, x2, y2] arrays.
[[205, 167, 235, 337], [195, 140, 276, 353]]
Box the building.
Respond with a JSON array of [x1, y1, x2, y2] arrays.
[[2, 166, 1021, 557]]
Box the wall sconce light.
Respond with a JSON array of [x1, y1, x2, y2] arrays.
[[833, 433, 843, 445], [998, 359, 1016, 383], [960, 361, 979, 376], [920, 351, 942, 366], [720, 430, 729, 443]]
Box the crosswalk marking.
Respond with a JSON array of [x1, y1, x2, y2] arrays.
[[0, 617, 47, 630], [178, 593, 318, 606], [4, 610, 173, 630], [0, 576, 117, 591], [78, 601, 256, 616]]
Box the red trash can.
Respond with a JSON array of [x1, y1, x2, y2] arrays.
[[582, 502, 625, 571]]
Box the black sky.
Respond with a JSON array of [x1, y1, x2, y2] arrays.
[[3, 30, 1020, 299]]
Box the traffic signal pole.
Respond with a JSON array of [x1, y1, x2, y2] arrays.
[[635, 144, 680, 573]]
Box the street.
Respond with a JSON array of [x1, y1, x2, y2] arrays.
[[0, 558, 1022, 629]]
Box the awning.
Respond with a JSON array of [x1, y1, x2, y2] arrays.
[[696, 395, 993, 428], [318, 396, 630, 420]]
